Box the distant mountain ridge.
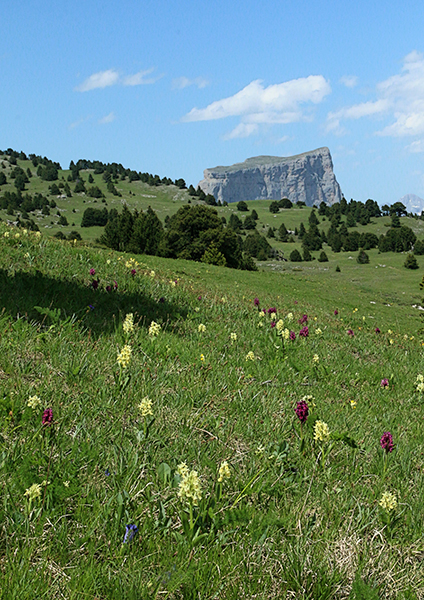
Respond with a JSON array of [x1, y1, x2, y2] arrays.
[[399, 194, 424, 215]]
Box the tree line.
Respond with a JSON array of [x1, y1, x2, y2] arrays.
[[98, 204, 262, 270]]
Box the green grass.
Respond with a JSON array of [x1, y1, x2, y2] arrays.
[[1, 222, 424, 599]]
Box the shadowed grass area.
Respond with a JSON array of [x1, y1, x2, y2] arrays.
[[0, 268, 188, 337]]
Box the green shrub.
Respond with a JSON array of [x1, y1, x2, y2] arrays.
[[290, 249, 302, 262], [404, 253, 419, 269], [357, 249, 370, 264]]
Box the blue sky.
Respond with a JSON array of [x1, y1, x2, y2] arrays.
[[2, 0, 424, 205]]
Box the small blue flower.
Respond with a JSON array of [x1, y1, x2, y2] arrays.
[[89, 304, 95, 310], [123, 523, 138, 543], [105, 469, 111, 476]]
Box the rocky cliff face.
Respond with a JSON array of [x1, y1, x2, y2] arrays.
[[198, 147, 342, 206]]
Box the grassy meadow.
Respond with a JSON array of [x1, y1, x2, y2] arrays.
[[1, 218, 424, 599]]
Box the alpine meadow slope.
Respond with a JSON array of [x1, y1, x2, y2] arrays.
[[1, 210, 424, 598]]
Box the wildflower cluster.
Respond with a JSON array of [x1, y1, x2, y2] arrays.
[[117, 345, 132, 368], [42, 408, 53, 426], [218, 461, 231, 483], [149, 321, 161, 337], [24, 483, 42, 501], [295, 400, 309, 424], [379, 491, 397, 512], [123, 313, 134, 335], [380, 431, 394, 453], [177, 465, 202, 505], [416, 374, 424, 392], [138, 396, 153, 417], [125, 257, 139, 272], [27, 395, 41, 409], [314, 420, 330, 442], [123, 523, 138, 543]]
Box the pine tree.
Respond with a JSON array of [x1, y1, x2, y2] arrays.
[[357, 248, 370, 264], [278, 222, 288, 241], [201, 243, 227, 266], [302, 247, 312, 261], [404, 253, 419, 269], [290, 249, 302, 262]]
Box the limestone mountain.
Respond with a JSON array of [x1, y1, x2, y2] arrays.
[[198, 147, 342, 206], [399, 194, 424, 215]]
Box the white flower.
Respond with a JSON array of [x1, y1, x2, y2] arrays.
[[117, 345, 132, 368], [218, 461, 231, 483], [138, 396, 153, 417], [149, 321, 161, 337], [123, 313, 134, 335], [24, 483, 42, 501], [27, 395, 41, 409], [314, 420, 330, 442], [379, 491, 397, 512], [276, 319, 285, 332], [178, 469, 202, 505]]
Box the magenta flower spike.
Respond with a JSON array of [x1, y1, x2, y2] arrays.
[[295, 400, 309, 424], [42, 408, 53, 427], [380, 431, 394, 453]]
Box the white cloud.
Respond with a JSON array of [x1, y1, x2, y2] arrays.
[[172, 76, 209, 90], [406, 139, 424, 153], [75, 69, 120, 92], [123, 68, 159, 86], [69, 115, 92, 129], [340, 75, 358, 88], [75, 68, 159, 91], [328, 51, 424, 138], [182, 76, 330, 138], [99, 112, 115, 124], [224, 123, 259, 139], [327, 99, 389, 134]]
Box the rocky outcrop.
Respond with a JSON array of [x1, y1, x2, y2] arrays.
[[198, 147, 342, 206], [399, 194, 424, 215]]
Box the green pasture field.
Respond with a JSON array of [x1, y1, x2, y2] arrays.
[[1, 220, 424, 599], [3, 155, 424, 249]]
